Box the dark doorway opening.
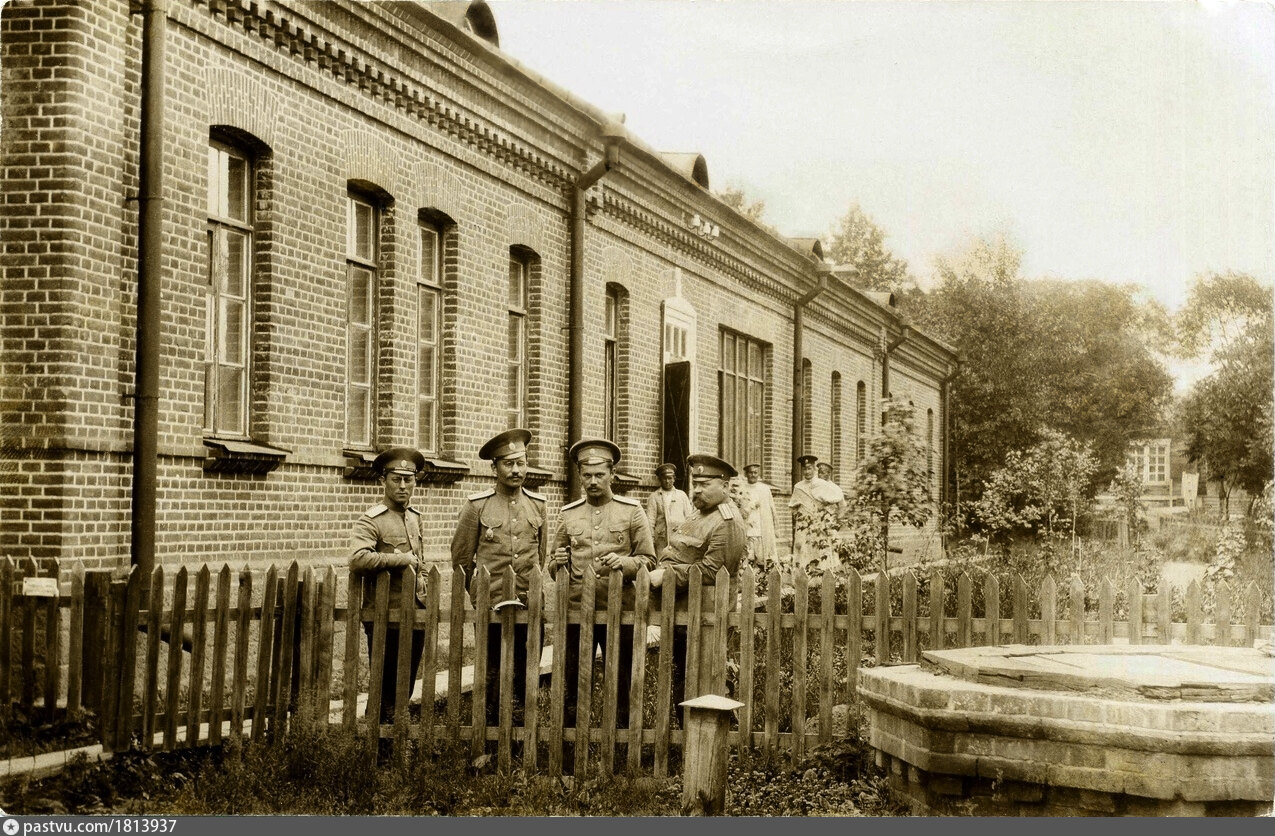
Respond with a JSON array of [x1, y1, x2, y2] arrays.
[[662, 360, 690, 486]]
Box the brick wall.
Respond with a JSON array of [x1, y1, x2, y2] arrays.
[[0, 0, 953, 571]]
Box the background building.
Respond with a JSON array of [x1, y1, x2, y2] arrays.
[[0, 0, 956, 572]]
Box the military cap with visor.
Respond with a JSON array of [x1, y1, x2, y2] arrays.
[[797, 454, 819, 467], [569, 438, 621, 467], [374, 447, 427, 476], [686, 453, 737, 479], [479, 428, 532, 461], [654, 462, 678, 477]]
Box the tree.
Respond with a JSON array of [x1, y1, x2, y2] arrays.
[[1176, 272, 1274, 515], [824, 204, 914, 295], [845, 400, 933, 574], [717, 184, 768, 225]]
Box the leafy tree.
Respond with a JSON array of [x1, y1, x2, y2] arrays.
[[845, 400, 933, 574], [1107, 463, 1148, 550], [1176, 272, 1274, 515], [973, 428, 1098, 546], [824, 204, 914, 295], [717, 184, 768, 224]]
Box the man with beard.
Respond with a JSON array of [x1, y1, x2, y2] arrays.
[[649, 454, 747, 719], [550, 438, 654, 759], [350, 447, 428, 743], [451, 428, 548, 725]]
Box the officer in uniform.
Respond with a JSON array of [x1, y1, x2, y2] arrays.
[[550, 438, 655, 730], [450, 428, 548, 725], [349, 447, 428, 728], [648, 453, 747, 719]]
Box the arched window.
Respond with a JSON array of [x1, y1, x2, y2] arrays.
[[830, 372, 842, 481], [855, 380, 867, 461], [801, 359, 813, 455]]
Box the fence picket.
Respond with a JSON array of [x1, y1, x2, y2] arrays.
[[737, 565, 756, 755], [600, 569, 623, 775], [793, 571, 809, 760], [653, 575, 676, 778], [209, 565, 231, 745], [1214, 580, 1233, 647], [82, 569, 111, 717], [315, 568, 337, 730], [685, 565, 703, 705], [712, 568, 732, 697], [115, 568, 143, 750], [274, 562, 300, 738], [231, 568, 252, 737], [820, 572, 836, 740], [0, 559, 13, 707], [1186, 580, 1202, 645], [20, 559, 37, 712], [763, 569, 781, 756], [446, 568, 466, 739], [548, 565, 568, 777], [496, 568, 517, 771], [1069, 577, 1085, 647], [187, 565, 210, 744], [875, 571, 890, 663], [1041, 576, 1056, 645], [1244, 582, 1261, 648], [574, 565, 597, 777], [252, 565, 279, 743], [164, 566, 189, 750], [417, 566, 441, 752], [1098, 579, 1113, 645], [1157, 575, 1172, 644], [1012, 574, 1028, 645], [392, 569, 415, 758], [469, 567, 490, 759], [523, 567, 544, 773], [847, 569, 862, 701], [901, 572, 917, 663], [40, 560, 60, 722], [142, 567, 164, 746], [342, 569, 360, 730], [628, 567, 651, 773], [1127, 578, 1143, 646], [956, 573, 972, 648], [984, 574, 999, 648], [929, 568, 943, 651], [68, 562, 85, 715], [295, 567, 316, 730]]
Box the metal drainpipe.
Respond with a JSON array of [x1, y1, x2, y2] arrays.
[[567, 133, 621, 499], [940, 360, 961, 531], [791, 266, 830, 487], [881, 324, 910, 409], [132, 0, 167, 596]]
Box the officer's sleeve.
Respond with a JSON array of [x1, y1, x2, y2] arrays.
[[349, 516, 415, 572], [536, 501, 549, 568], [618, 505, 656, 579], [698, 514, 745, 582], [450, 500, 480, 585]]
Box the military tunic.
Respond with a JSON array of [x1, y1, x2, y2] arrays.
[[657, 500, 747, 590], [350, 503, 425, 611], [645, 487, 694, 554], [553, 495, 655, 606], [450, 485, 547, 602]]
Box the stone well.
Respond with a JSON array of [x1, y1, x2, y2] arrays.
[[858, 644, 1274, 816]]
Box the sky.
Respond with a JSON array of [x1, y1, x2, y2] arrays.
[[488, 0, 1275, 329]]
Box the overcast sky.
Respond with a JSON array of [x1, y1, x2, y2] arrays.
[[488, 0, 1274, 322]]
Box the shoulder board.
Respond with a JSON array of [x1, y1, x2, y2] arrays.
[[405, 505, 422, 515], [717, 503, 737, 520], [467, 489, 495, 502], [613, 495, 640, 507], [523, 487, 546, 502], [561, 498, 585, 511], [364, 503, 388, 518]]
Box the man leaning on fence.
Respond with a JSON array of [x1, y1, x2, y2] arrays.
[[649, 453, 747, 721], [450, 428, 548, 727], [349, 447, 429, 734], [551, 438, 655, 740]]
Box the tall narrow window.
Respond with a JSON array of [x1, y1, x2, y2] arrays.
[[855, 380, 867, 461], [604, 289, 618, 440], [719, 329, 766, 468], [831, 372, 842, 481], [927, 408, 935, 476], [417, 222, 443, 453], [205, 141, 253, 437], [507, 251, 529, 429], [346, 194, 378, 447]]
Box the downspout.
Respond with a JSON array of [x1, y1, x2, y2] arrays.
[[791, 262, 832, 486], [880, 323, 910, 411], [132, 0, 167, 596], [567, 123, 623, 499], [940, 360, 961, 543]]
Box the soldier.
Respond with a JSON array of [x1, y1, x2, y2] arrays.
[[450, 428, 548, 725], [645, 462, 693, 553], [649, 453, 747, 719], [550, 438, 655, 731], [349, 447, 428, 729]]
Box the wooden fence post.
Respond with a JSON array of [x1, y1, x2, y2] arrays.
[[81, 570, 112, 718], [679, 695, 744, 816]]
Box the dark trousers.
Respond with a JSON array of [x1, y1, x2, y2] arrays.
[[363, 623, 426, 725], [671, 625, 689, 725], [563, 622, 634, 728], [484, 621, 539, 725]]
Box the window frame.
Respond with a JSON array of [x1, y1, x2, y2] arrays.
[[604, 288, 619, 440], [416, 221, 443, 454], [506, 251, 530, 430], [718, 328, 767, 469], [345, 193, 379, 449]]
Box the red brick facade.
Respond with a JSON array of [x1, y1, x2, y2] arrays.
[[0, 0, 956, 571]]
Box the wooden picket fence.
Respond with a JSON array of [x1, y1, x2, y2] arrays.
[[3, 556, 1272, 777]]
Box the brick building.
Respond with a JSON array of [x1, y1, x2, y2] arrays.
[[0, 0, 956, 572]]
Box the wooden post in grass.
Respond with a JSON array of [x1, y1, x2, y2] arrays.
[[679, 694, 744, 816]]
